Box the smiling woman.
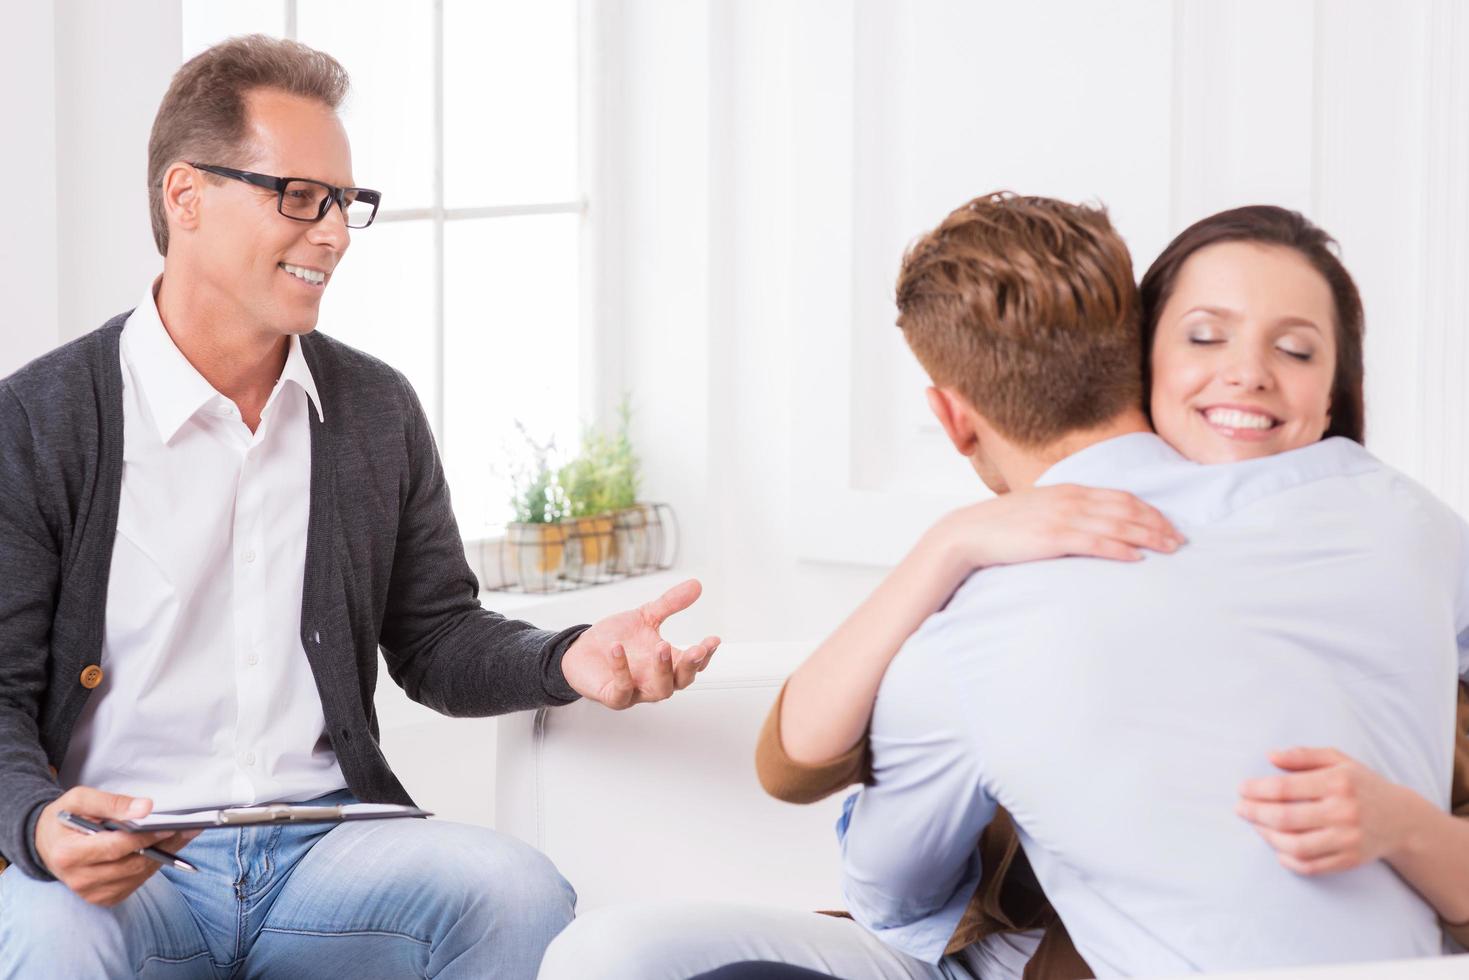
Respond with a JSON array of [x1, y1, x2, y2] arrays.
[[1140, 205, 1367, 463], [1148, 242, 1338, 462]]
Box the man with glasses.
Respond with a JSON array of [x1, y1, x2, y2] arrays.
[[0, 34, 717, 979]]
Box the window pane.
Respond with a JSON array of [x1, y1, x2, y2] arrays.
[[443, 0, 579, 208], [315, 220, 437, 434], [182, 0, 286, 59], [297, 0, 435, 210], [444, 214, 582, 536]]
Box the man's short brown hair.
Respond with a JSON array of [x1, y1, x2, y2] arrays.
[[895, 192, 1142, 448], [147, 34, 350, 255]]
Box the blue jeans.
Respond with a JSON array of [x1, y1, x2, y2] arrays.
[[0, 792, 576, 979]]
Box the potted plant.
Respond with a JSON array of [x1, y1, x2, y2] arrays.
[[559, 399, 644, 580], [505, 422, 568, 592], [600, 399, 650, 573], [558, 439, 616, 582]]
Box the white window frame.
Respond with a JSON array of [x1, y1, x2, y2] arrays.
[[282, 0, 600, 489]]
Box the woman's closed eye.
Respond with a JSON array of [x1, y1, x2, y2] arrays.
[[1277, 343, 1314, 362]]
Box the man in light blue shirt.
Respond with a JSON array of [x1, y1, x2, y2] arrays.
[[841, 432, 1469, 975]]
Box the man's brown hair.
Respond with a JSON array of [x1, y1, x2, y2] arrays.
[[895, 192, 1142, 448], [147, 34, 350, 255]]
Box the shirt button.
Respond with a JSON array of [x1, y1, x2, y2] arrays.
[[243, 752, 256, 767], [246, 653, 259, 666], [79, 665, 104, 689], [243, 549, 257, 564]]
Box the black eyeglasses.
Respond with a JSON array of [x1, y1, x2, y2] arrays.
[[190, 163, 382, 229]]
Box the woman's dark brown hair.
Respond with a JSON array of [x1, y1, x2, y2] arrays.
[[1138, 206, 1365, 443]]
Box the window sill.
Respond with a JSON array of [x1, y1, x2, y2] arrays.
[[478, 567, 687, 627], [463, 530, 683, 627]]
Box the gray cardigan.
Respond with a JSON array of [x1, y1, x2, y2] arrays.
[[0, 314, 585, 879]]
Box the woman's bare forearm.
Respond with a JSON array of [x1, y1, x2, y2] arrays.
[[1387, 788, 1469, 926], [779, 524, 967, 765], [776, 486, 1179, 767]]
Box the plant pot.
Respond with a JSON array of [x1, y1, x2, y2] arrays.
[[565, 514, 616, 582], [505, 521, 567, 592], [613, 504, 655, 573]]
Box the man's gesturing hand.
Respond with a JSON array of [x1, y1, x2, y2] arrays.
[[35, 787, 199, 906], [560, 578, 721, 709]]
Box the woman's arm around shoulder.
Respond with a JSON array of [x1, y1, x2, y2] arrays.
[[762, 486, 1181, 790]]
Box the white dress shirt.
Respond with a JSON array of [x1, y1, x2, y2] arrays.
[[839, 434, 1469, 975], [59, 283, 347, 812]]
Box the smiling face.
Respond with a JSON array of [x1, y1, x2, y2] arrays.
[[1149, 241, 1338, 464], [190, 88, 353, 338]]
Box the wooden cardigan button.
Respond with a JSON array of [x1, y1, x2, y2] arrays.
[[80, 665, 104, 689]]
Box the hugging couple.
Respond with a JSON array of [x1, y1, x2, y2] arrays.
[[539, 194, 1469, 978]]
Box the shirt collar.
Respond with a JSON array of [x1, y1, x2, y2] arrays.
[[275, 330, 325, 425], [121, 280, 324, 444], [1034, 429, 1374, 519], [1035, 432, 1185, 487]]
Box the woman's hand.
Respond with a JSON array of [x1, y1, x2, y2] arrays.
[[774, 484, 1180, 769], [1235, 747, 1420, 875], [933, 483, 1183, 569]]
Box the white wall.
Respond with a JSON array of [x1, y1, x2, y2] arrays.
[[0, 1, 176, 379], [53, 0, 178, 340], [12, 2, 1469, 641], [8, 0, 1469, 825], [598, 0, 890, 646], [0, 4, 59, 376], [600, 0, 1469, 647]]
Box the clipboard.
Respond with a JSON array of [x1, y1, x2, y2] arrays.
[[102, 803, 432, 833]]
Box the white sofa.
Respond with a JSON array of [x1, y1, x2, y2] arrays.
[[496, 641, 846, 914], [493, 640, 1467, 979]]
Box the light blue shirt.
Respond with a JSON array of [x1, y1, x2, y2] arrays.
[[838, 434, 1469, 976]]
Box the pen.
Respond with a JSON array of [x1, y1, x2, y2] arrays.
[[56, 810, 199, 873]]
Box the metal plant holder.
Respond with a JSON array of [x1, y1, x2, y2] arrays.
[[489, 502, 679, 593]]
